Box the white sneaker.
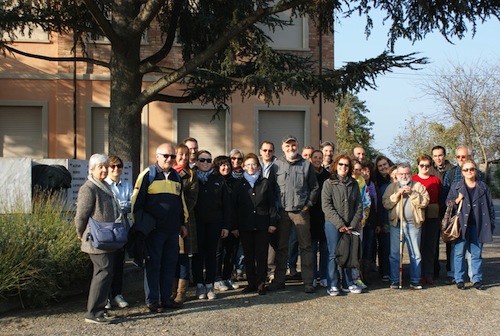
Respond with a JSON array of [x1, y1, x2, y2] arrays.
[[319, 279, 328, 288], [196, 283, 207, 300], [347, 284, 362, 294], [113, 294, 129, 308], [312, 279, 318, 288], [206, 284, 216, 300], [104, 299, 112, 310], [354, 279, 367, 289], [226, 279, 239, 289], [327, 287, 339, 296], [214, 280, 229, 291]]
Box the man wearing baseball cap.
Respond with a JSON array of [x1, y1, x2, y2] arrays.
[[268, 136, 319, 293]]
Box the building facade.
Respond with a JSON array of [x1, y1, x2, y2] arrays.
[[0, 14, 335, 170]]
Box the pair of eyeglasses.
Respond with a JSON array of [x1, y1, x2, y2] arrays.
[[158, 153, 176, 160], [456, 155, 468, 159], [462, 167, 476, 173], [338, 162, 350, 167], [110, 164, 123, 169], [231, 157, 243, 161], [419, 164, 430, 168], [198, 158, 212, 163], [245, 163, 258, 168], [261, 149, 273, 153]]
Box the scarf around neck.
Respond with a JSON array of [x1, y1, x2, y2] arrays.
[[88, 174, 120, 219], [173, 163, 186, 173], [243, 171, 260, 188], [197, 168, 213, 183], [232, 168, 244, 179]]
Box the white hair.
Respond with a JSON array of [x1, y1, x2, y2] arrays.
[[89, 153, 109, 172]]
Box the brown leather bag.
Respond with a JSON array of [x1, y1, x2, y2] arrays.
[[442, 200, 462, 243]]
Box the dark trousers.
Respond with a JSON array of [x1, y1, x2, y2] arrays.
[[87, 252, 116, 319], [144, 229, 179, 305], [192, 222, 221, 284], [110, 248, 125, 297], [377, 231, 390, 278], [420, 218, 440, 279], [216, 233, 238, 281], [240, 230, 270, 288]]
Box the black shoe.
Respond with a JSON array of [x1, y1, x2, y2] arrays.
[[266, 282, 285, 291], [161, 301, 183, 309], [456, 282, 465, 290], [146, 303, 163, 313], [445, 277, 456, 285], [242, 285, 257, 293], [473, 282, 484, 290], [85, 316, 111, 324], [257, 283, 267, 295], [304, 285, 315, 293]]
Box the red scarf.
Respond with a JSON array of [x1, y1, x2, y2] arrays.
[[173, 164, 186, 173]]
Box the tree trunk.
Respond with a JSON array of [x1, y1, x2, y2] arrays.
[[108, 43, 143, 179]]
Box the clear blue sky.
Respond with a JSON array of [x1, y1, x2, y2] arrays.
[[334, 11, 500, 156]]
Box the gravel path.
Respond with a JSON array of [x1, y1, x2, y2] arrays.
[[3, 197, 500, 336], [1, 236, 499, 336]]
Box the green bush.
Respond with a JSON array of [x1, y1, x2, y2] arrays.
[[489, 166, 500, 198], [0, 192, 91, 307]]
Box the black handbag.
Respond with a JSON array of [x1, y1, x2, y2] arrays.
[[335, 231, 361, 268]]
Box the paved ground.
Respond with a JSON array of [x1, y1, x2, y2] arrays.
[[1, 201, 499, 336]]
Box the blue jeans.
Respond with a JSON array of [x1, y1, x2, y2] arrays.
[[312, 238, 328, 280], [175, 253, 190, 280], [324, 221, 353, 289], [389, 223, 421, 284], [144, 229, 179, 305], [453, 225, 483, 284]]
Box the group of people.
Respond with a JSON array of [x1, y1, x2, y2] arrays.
[[75, 137, 495, 324]]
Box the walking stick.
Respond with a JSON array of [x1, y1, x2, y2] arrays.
[[399, 193, 404, 289]]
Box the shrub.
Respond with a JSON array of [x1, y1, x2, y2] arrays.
[[0, 192, 91, 307]]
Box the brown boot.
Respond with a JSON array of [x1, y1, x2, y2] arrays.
[[175, 279, 189, 304], [171, 278, 179, 302]]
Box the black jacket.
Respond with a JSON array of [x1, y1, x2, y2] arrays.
[[232, 176, 277, 231], [194, 172, 231, 229]]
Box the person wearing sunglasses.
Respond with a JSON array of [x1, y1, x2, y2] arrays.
[[212, 155, 240, 292], [446, 160, 494, 290], [131, 143, 188, 313], [441, 145, 484, 285], [412, 154, 442, 285], [228, 149, 246, 281], [322, 154, 363, 296], [104, 155, 133, 310], [192, 150, 230, 300]]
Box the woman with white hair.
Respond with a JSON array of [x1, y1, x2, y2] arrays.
[[75, 153, 122, 324]]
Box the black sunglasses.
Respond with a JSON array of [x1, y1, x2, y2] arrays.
[[110, 164, 123, 169], [157, 153, 176, 160], [198, 158, 212, 163]]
